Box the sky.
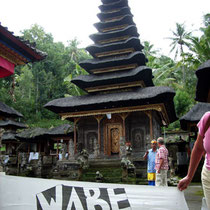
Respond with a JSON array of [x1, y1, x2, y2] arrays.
[[0, 0, 209, 56]]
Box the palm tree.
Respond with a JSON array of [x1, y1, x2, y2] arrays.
[[167, 23, 191, 59]]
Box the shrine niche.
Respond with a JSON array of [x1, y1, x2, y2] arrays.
[[85, 131, 97, 154], [131, 128, 145, 150]]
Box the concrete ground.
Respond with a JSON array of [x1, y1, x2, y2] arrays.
[[184, 184, 203, 210]]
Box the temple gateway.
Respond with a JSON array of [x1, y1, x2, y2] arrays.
[[45, 0, 177, 160]]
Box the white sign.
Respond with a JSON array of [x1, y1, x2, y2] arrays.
[[0, 172, 188, 210]]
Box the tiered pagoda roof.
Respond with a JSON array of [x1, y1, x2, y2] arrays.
[[45, 0, 177, 124]]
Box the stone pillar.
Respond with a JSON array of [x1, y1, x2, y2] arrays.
[[68, 139, 75, 160], [74, 118, 80, 154], [94, 115, 104, 152], [119, 136, 126, 158]]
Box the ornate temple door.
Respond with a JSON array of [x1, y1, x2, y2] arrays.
[[103, 115, 123, 156], [105, 123, 122, 156]]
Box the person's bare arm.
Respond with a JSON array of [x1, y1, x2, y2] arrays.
[[143, 150, 149, 160], [178, 134, 204, 191]]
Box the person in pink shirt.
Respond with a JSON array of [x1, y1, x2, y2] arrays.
[[178, 111, 210, 208], [155, 137, 169, 186]]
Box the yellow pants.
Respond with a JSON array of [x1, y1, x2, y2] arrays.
[[201, 165, 210, 209], [147, 173, 156, 181]]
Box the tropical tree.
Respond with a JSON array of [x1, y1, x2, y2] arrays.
[[167, 23, 191, 59]]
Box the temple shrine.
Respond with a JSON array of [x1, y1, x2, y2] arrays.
[[45, 0, 177, 160], [0, 23, 46, 78]]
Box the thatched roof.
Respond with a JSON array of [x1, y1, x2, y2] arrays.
[[99, 0, 128, 12], [102, 0, 119, 4], [0, 101, 23, 118], [89, 25, 139, 44], [47, 124, 73, 136], [180, 103, 210, 130], [79, 51, 146, 73], [44, 86, 177, 123], [72, 66, 153, 91], [0, 120, 27, 129], [195, 60, 210, 102], [94, 14, 134, 32], [2, 131, 17, 142], [97, 6, 131, 22], [16, 124, 73, 141], [86, 37, 143, 58]]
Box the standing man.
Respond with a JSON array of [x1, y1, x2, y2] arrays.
[[143, 140, 158, 186], [155, 137, 169, 186]]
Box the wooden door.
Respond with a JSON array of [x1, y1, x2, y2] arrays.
[[107, 124, 122, 155]]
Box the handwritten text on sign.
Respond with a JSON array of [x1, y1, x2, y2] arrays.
[[36, 185, 131, 210]]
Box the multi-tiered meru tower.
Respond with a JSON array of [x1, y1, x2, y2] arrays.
[[45, 0, 177, 159]]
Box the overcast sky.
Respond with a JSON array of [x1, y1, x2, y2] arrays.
[[1, 0, 209, 56]]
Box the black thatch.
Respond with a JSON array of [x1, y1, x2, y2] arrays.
[[47, 124, 73, 136], [0, 120, 27, 129], [97, 6, 131, 22], [94, 15, 134, 32], [0, 101, 23, 118], [101, 0, 119, 4], [86, 37, 143, 58], [72, 66, 154, 91], [79, 51, 146, 73], [16, 124, 73, 141], [16, 127, 49, 140], [2, 131, 17, 142], [180, 103, 210, 130], [89, 25, 139, 44], [195, 60, 210, 102], [0, 23, 47, 62], [99, 0, 128, 12], [44, 86, 177, 123]]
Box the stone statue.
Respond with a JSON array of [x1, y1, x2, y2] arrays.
[[77, 149, 89, 169], [61, 143, 67, 160], [95, 171, 103, 183], [119, 136, 126, 158], [94, 139, 100, 158], [68, 139, 75, 160]]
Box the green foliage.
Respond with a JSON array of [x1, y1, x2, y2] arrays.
[[0, 24, 90, 127], [174, 89, 194, 117]]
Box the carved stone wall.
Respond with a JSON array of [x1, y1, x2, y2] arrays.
[[126, 112, 150, 155], [78, 117, 98, 156]]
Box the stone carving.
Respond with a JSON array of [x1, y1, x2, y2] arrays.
[[132, 128, 144, 149], [86, 132, 97, 154], [77, 149, 89, 169], [61, 142, 67, 160], [95, 171, 103, 183], [36, 154, 42, 177], [119, 136, 126, 158], [94, 139, 100, 158], [68, 139, 75, 160]]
